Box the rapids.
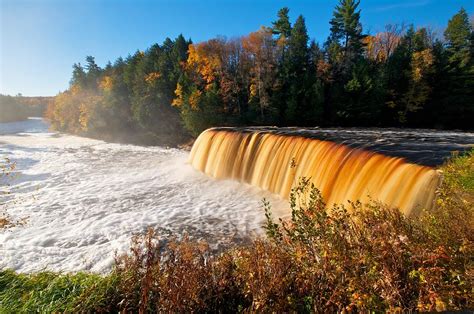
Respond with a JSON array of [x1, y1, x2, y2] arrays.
[[0, 118, 286, 273]]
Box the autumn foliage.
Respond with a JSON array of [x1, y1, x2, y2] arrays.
[[44, 3, 473, 146]]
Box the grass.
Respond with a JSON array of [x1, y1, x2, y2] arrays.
[[0, 270, 118, 313], [441, 149, 474, 206], [0, 150, 472, 312]]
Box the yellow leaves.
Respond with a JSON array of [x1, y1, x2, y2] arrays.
[[435, 298, 447, 312], [364, 31, 401, 62], [172, 84, 201, 110], [249, 83, 258, 98], [364, 35, 377, 59], [79, 103, 89, 131], [48, 87, 104, 133], [365, 35, 387, 62], [78, 94, 102, 132], [70, 84, 81, 96], [187, 42, 222, 86], [172, 83, 184, 107], [411, 49, 434, 82], [386, 100, 397, 109], [189, 89, 202, 110], [144, 72, 161, 85], [100, 76, 113, 92]]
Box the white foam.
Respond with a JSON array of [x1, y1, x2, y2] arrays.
[[0, 119, 287, 273]]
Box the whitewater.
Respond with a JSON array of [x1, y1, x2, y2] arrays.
[[0, 118, 287, 273]]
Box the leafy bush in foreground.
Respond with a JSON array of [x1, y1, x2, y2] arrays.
[[1, 152, 472, 312]]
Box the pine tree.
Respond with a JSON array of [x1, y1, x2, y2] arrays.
[[437, 8, 474, 128], [288, 15, 309, 69], [329, 0, 365, 63], [272, 7, 291, 39], [326, 0, 366, 124], [70, 63, 87, 88], [444, 8, 471, 66], [285, 15, 311, 124], [84, 56, 102, 88], [271, 7, 292, 125]]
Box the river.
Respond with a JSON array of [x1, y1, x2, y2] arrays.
[[0, 118, 287, 273], [1, 118, 472, 273]]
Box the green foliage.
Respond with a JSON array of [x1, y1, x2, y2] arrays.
[[0, 269, 119, 313], [329, 0, 365, 60], [443, 149, 474, 192], [47, 36, 191, 146], [420, 149, 474, 247], [445, 8, 472, 66], [0, 95, 48, 123], [272, 7, 292, 39]]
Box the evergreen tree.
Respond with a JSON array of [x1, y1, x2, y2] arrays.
[[326, 0, 367, 124], [272, 7, 291, 39], [444, 8, 471, 66], [70, 63, 87, 88], [285, 15, 311, 124], [437, 8, 474, 128], [329, 0, 365, 65], [308, 40, 325, 124], [271, 7, 292, 124], [84, 56, 102, 88]]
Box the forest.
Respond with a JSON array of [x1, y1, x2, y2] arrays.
[[0, 95, 49, 123], [46, 0, 474, 145]]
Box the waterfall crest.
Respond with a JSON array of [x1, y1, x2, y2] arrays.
[[189, 129, 440, 215]]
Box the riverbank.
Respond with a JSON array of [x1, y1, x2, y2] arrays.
[[49, 125, 192, 148], [1, 149, 472, 312], [0, 95, 49, 123]]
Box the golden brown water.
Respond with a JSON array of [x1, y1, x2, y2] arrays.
[[189, 129, 440, 216]]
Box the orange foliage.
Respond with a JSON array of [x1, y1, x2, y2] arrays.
[[241, 27, 275, 112], [172, 83, 184, 107], [364, 29, 402, 62], [187, 41, 225, 87], [100, 76, 113, 92], [144, 72, 161, 85], [316, 60, 332, 83]]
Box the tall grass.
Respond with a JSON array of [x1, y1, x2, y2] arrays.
[[1, 150, 472, 312]]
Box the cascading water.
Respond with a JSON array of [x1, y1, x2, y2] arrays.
[[189, 128, 441, 216]]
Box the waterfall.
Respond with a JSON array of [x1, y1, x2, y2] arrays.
[[189, 128, 440, 216]]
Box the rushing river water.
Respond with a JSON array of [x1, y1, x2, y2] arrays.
[[0, 118, 287, 273], [1, 118, 473, 273]]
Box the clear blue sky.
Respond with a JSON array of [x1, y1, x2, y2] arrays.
[[1, 0, 473, 96]]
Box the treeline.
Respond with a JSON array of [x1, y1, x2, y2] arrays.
[[47, 1, 474, 144], [46, 36, 190, 145], [0, 95, 49, 123]]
